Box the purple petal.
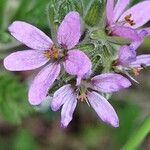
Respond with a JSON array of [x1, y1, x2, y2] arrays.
[[111, 26, 140, 41], [119, 1, 150, 28], [139, 27, 150, 37], [91, 73, 131, 93], [28, 63, 61, 105], [87, 91, 119, 128], [51, 84, 74, 111], [113, 0, 131, 22], [129, 54, 150, 68], [8, 21, 53, 50], [118, 45, 136, 66], [64, 49, 92, 78], [57, 11, 81, 49], [130, 30, 148, 51], [106, 0, 114, 25], [76, 69, 92, 86], [76, 76, 82, 86], [4, 50, 48, 71], [61, 92, 77, 128]]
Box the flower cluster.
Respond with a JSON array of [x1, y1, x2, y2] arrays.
[[4, 0, 150, 128]]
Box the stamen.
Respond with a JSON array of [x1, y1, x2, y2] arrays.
[[44, 45, 59, 59], [133, 67, 143, 76], [78, 93, 90, 107], [124, 14, 136, 26], [78, 93, 87, 102]]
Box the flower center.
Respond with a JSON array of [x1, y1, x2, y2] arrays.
[[77, 90, 90, 106], [76, 80, 91, 106], [124, 14, 136, 26], [44, 45, 59, 59]]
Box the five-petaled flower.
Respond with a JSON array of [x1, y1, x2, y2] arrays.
[[106, 0, 150, 41], [50, 73, 131, 128], [4, 11, 92, 105]]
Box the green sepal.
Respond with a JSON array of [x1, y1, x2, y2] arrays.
[[58, 1, 74, 23], [84, 0, 105, 27], [47, 0, 60, 43], [89, 27, 131, 45], [106, 36, 131, 45], [68, 0, 84, 16], [89, 28, 107, 40], [76, 43, 95, 53]]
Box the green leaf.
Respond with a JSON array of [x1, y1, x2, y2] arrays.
[[0, 71, 33, 124], [112, 101, 140, 146], [84, 0, 105, 26], [122, 115, 150, 150]]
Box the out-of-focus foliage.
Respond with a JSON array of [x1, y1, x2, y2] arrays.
[[0, 0, 50, 44], [12, 130, 39, 150], [130, 0, 142, 7], [0, 71, 32, 124]]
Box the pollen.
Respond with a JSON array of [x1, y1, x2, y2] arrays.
[[44, 45, 59, 59], [124, 14, 136, 26]]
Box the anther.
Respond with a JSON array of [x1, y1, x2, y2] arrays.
[[133, 67, 143, 76], [44, 45, 59, 59], [78, 93, 87, 102], [124, 14, 136, 26]]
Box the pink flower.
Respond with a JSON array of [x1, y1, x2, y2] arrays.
[[4, 12, 92, 105], [116, 30, 150, 76], [50, 73, 131, 128], [117, 46, 150, 76], [106, 0, 150, 41]]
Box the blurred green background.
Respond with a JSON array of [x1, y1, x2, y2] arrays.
[[0, 0, 150, 149]]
